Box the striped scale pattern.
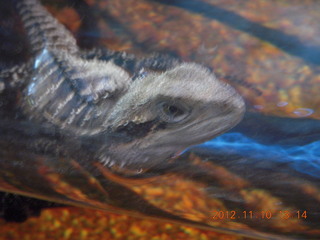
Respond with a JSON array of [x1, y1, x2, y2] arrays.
[[15, 0, 78, 55], [22, 48, 130, 135], [12, 0, 132, 134]]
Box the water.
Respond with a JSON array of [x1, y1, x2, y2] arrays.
[[201, 132, 320, 178]]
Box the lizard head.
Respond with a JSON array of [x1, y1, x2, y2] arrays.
[[100, 63, 245, 173]]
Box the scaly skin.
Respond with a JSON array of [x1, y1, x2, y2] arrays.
[[0, 0, 244, 172]]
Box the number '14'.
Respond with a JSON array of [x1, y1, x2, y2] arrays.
[[297, 211, 307, 219]]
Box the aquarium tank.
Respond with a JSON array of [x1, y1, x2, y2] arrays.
[[0, 0, 319, 240]]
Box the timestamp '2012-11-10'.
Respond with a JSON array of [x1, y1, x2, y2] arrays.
[[211, 210, 308, 220]]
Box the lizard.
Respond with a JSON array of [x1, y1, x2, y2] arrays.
[[0, 0, 245, 173]]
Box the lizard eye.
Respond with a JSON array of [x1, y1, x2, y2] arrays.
[[158, 102, 190, 123]]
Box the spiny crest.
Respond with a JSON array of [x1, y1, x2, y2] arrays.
[[15, 0, 78, 55]]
